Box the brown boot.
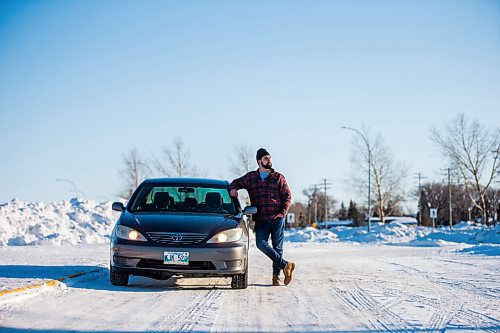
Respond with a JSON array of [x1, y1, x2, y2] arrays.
[[272, 275, 283, 286], [283, 261, 295, 286]]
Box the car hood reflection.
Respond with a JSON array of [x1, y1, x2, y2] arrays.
[[122, 211, 238, 234]]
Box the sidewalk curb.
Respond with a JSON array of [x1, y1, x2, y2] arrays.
[[0, 269, 103, 297]]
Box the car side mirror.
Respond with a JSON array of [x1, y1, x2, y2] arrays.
[[112, 202, 125, 212], [242, 206, 257, 215]]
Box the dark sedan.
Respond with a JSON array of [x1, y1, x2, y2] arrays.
[[110, 178, 256, 289]]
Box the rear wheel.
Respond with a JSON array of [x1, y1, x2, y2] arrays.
[[110, 266, 129, 286], [231, 260, 248, 289]]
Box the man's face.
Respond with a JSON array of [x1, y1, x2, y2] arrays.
[[259, 155, 272, 169]]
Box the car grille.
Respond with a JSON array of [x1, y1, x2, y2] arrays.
[[137, 259, 216, 270], [146, 232, 208, 245]]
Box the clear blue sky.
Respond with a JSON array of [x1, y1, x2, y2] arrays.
[[1, 0, 499, 209]]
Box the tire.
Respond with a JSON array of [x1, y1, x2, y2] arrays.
[[231, 260, 248, 289], [110, 266, 129, 286]]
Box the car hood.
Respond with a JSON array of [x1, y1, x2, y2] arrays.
[[120, 211, 239, 234]]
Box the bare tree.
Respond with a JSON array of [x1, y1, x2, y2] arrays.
[[302, 187, 319, 224], [431, 114, 500, 224], [229, 144, 254, 177], [118, 148, 150, 200], [288, 202, 308, 228], [152, 137, 201, 177], [315, 192, 337, 222], [228, 144, 255, 207], [419, 182, 472, 226], [349, 128, 409, 224], [485, 187, 500, 223]]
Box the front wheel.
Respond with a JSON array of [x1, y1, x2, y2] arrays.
[[231, 261, 248, 289], [110, 266, 129, 286]]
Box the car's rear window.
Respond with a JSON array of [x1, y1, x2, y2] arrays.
[[129, 184, 237, 214]]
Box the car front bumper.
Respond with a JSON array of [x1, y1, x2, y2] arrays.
[[110, 243, 248, 277]]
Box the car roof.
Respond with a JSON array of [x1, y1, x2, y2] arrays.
[[142, 178, 230, 186]]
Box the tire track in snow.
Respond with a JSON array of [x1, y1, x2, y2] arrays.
[[450, 307, 500, 332], [380, 260, 500, 331], [426, 306, 458, 333], [383, 260, 499, 302], [330, 283, 413, 332], [290, 288, 321, 324], [149, 288, 225, 332], [280, 285, 326, 332]]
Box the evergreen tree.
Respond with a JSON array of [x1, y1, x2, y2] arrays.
[[347, 200, 361, 226], [338, 201, 347, 220]]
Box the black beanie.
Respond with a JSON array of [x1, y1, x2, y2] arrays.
[[256, 148, 270, 161]]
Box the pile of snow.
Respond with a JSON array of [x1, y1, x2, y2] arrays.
[[412, 221, 500, 245], [285, 223, 427, 244], [285, 227, 338, 243], [0, 198, 118, 246], [334, 222, 427, 243], [285, 222, 500, 249], [458, 244, 500, 256]]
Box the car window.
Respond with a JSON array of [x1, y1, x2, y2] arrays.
[[129, 184, 236, 214]]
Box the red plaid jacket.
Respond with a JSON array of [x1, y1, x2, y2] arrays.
[[229, 169, 292, 222]]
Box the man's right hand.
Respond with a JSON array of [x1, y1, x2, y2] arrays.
[[230, 189, 238, 198]]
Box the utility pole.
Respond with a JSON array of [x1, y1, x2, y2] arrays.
[[341, 126, 372, 232], [440, 168, 455, 228], [448, 168, 453, 228], [414, 172, 426, 225], [320, 179, 332, 228]]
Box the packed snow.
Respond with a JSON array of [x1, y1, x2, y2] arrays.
[[1, 242, 499, 332]]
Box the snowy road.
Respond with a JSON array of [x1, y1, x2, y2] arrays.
[[1, 242, 499, 332]]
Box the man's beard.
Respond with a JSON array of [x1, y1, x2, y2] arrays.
[[263, 161, 272, 169]]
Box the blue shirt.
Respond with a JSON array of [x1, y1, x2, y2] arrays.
[[259, 170, 270, 181]]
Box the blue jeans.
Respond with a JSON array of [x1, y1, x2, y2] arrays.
[[255, 218, 288, 276]]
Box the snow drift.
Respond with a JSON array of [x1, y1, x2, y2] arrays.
[[0, 198, 117, 246], [285, 221, 499, 255]]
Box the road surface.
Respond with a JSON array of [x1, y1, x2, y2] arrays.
[[1, 242, 499, 332]]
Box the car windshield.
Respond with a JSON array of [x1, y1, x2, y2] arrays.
[[129, 184, 237, 214]]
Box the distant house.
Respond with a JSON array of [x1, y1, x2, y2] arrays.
[[316, 220, 354, 228], [368, 216, 418, 225]]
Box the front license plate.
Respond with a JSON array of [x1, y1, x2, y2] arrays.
[[163, 251, 190, 265]]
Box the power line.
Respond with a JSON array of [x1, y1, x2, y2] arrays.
[[55, 178, 86, 198]]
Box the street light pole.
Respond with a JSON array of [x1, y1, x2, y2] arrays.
[[341, 126, 372, 232]]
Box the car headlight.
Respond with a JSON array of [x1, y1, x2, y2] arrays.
[[207, 228, 243, 243], [114, 225, 148, 242]]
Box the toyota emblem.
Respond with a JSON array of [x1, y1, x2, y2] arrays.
[[172, 234, 183, 241]]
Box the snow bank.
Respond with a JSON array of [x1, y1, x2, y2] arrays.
[[458, 244, 500, 256], [411, 221, 500, 245], [0, 198, 118, 246], [285, 222, 500, 249], [285, 227, 338, 243], [285, 223, 427, 244]]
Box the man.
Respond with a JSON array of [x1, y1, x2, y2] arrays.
[[229, 148, 295, 286]]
